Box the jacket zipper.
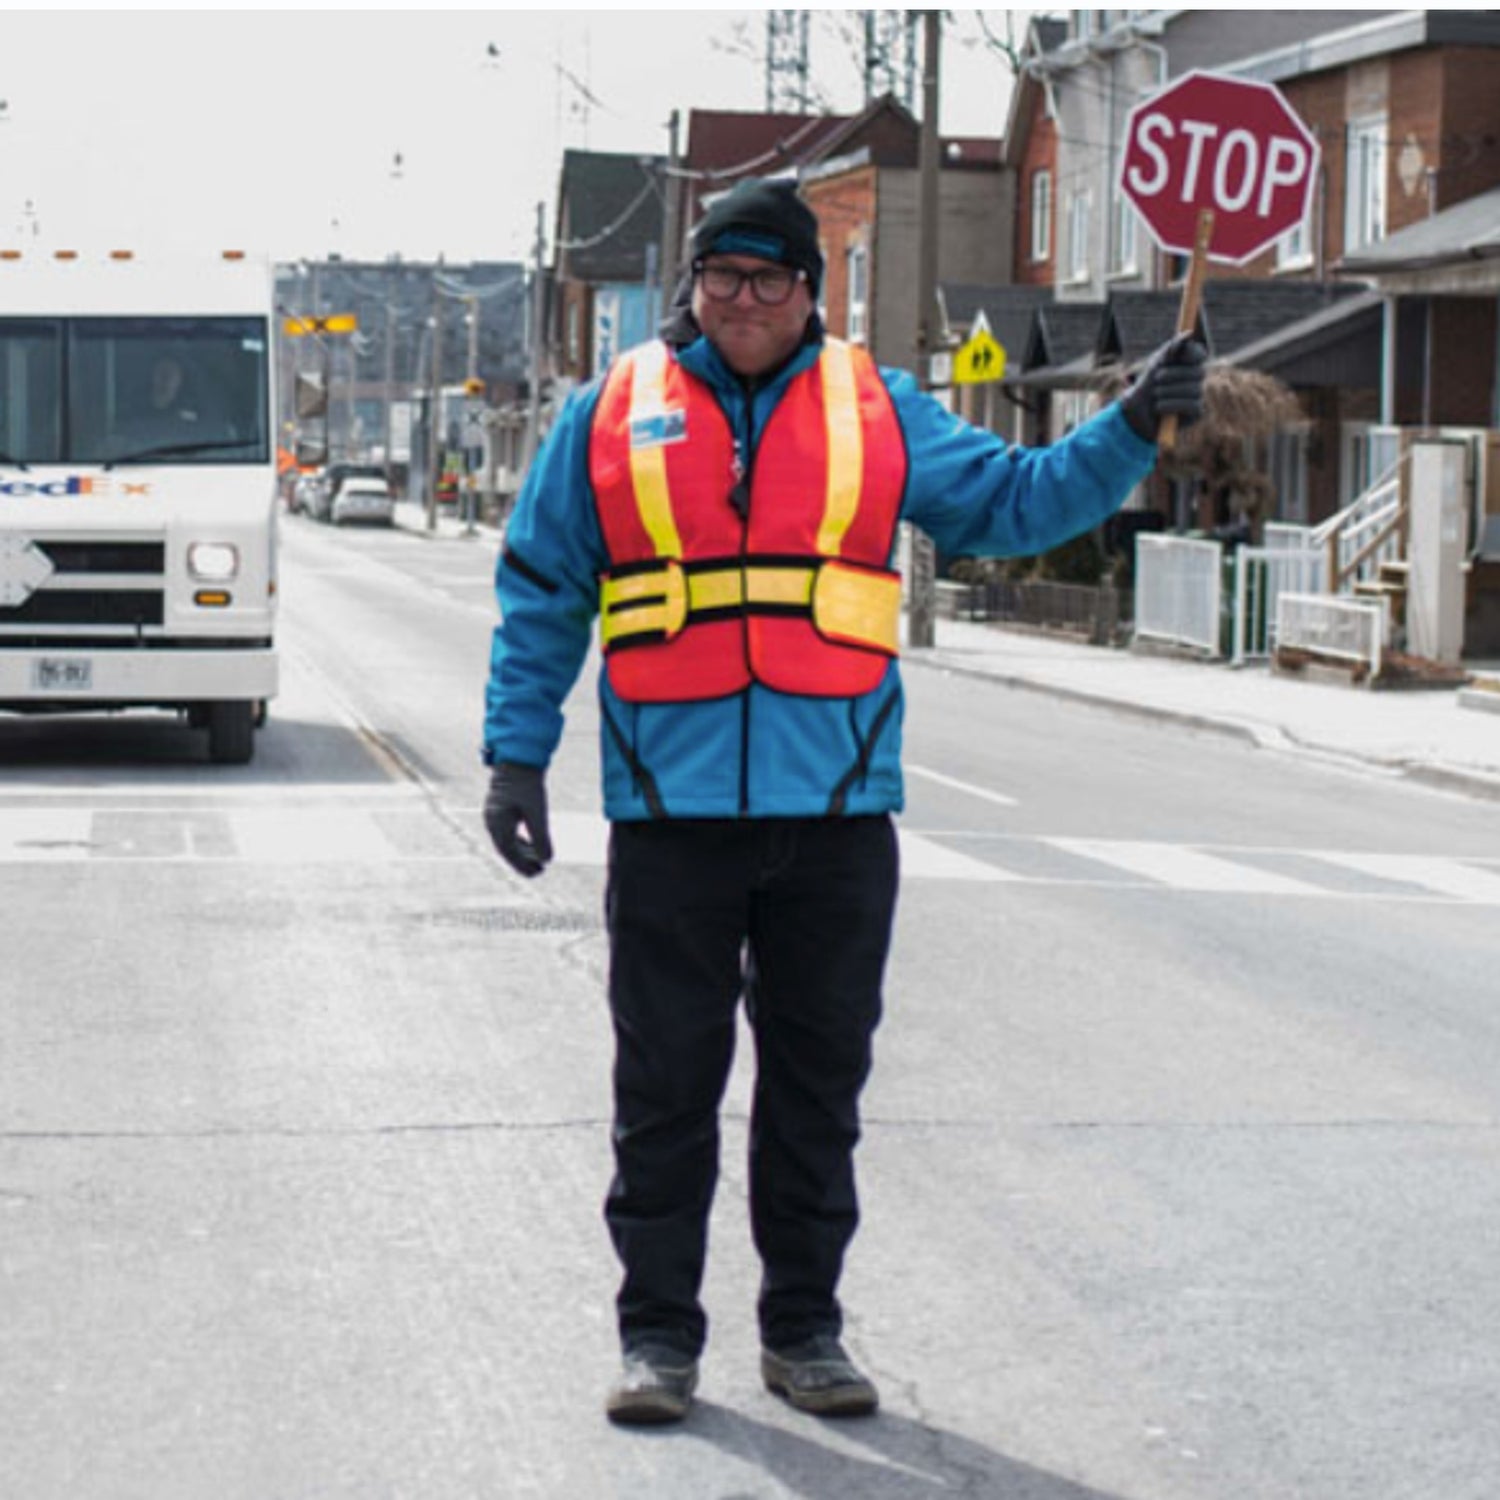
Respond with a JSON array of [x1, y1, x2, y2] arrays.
[[736, 390, 755, 816]]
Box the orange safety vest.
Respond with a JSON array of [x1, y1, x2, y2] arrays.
[[588, 338, 907, 703]]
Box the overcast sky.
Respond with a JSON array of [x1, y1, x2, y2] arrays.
[[0, 7, 1027, 267]]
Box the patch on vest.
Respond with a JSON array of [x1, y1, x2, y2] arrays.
[[630, 408, 687, 449]]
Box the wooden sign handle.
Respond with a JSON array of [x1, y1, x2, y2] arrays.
[[1157, 208, 1214, 453]]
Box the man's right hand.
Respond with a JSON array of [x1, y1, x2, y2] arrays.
[[483, 762, 553, 878]]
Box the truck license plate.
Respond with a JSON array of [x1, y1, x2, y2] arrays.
[[32, 657, 93, 691]]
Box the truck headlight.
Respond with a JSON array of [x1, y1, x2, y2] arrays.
[[188, 542, 240, 581]]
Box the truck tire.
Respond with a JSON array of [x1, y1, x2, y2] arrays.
[[207, 700, 256, 764]]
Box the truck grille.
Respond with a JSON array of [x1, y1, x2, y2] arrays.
[[0, 533, 167, 639]]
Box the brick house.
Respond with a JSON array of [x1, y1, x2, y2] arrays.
[[797, 96, 1010, 373], [1007, 10, 1500, 541], [552, 149, 665, 386]]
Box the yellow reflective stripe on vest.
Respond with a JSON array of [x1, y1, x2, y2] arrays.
[[601, 560, 897, 654], [745, 566, 815, 606], [598, 560, 688, 646], [625, 342, 683, 558], [816, 338, 864, 557], [813, 561, 901, 654]]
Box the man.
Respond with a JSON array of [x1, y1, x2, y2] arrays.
[[482, 178, 1203, 1426]]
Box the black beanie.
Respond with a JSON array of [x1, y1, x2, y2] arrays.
[[691, 178, 823, 292]]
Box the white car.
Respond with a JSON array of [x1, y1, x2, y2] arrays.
[[331, 478, 394, 526]]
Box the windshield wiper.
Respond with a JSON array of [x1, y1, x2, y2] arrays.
[[0, 453, 32, 471], [103, 438, 257, 470]]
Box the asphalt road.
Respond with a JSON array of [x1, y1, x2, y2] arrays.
[[3, 512, 1498, 1500]]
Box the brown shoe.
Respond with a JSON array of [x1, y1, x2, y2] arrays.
[[605, 1347, 699, 1426], [761, 1335, 879, 1417]]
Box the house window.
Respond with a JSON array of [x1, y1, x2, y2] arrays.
[[846, 242, 869, 345], [1269, 425, 1311, 524], [1277, 205, 1312, 269], [1111, 179, 1138, 275], [1067, 190, 1091, 282], [1345, 115, 1387, 252], [1030, 170, 1052, 262]]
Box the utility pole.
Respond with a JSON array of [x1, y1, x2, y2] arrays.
[[464, 294, 480, 383], [659, 109, 683, 305], [908, 7, 944, 649], [383, 298, 397, 487], [521, 201, 547, 482], [425, 277, 445, 534]]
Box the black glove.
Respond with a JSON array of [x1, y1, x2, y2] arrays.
[[1120, 333, 1208, 442], [483, 762, 553, 878]]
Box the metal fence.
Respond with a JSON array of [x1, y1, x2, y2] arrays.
[[1276, 592, 1387, 677], [1231, 545, 1327, 664], [1133, 535, 1223, 655], [935, 578, 1131, 645]]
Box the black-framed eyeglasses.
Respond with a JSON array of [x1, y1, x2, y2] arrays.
[[694, 260, 806, 307]]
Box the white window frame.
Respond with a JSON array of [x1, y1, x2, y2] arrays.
[[1030, 169, 1052, 262], [1345, 115, 1387, 252], [1276, 205, 1313, 270], [845, 241, 869, 345], [1066, 189, 1092, 284], [1110, 178, 1138, 276]]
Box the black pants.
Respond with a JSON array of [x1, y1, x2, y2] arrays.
[[604, 815, 899, 1358]]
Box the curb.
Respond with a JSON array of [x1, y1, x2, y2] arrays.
[[392, 505, 500, 544], [1458, 685, 1500, 717]]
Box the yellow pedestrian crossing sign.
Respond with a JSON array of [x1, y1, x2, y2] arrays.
[[953, 312, 1006, 384]]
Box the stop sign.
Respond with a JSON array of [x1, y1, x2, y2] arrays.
[[1120, 70, 1320, 265]]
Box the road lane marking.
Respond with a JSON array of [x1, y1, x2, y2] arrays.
[[1045, 839, 1328, 895], [1307, 852, 1500, 904], [906, 764, 1019, 808]]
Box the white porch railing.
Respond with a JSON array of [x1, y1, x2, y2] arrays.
[[1314, 452, 1410, 589], [1134, 535, 1222, 656], [1275, 592, 1387, 677]]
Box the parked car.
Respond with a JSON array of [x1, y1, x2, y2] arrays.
[[331, 478, 395, 526], [292, 471, 328, 518]]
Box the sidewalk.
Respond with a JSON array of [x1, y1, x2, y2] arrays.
[[394, 501, 1500, 801]]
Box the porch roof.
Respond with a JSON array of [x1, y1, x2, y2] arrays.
[[1338, 185, 1500, 294], [1216, 289, 1385, 387], [940, 282, 1053, 362]]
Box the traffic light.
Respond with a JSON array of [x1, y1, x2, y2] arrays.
[[463, 377, 486, 398]]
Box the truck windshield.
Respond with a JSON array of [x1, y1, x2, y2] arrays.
[[0, 316, 269, 466]]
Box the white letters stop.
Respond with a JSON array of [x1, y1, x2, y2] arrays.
[[1127, 113, 1310, 218]]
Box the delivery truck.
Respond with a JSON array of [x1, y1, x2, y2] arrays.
[[0, 250, 277, 763]]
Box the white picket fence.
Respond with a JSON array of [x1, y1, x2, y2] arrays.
[[1133, 535, 1223, 655], [1275, 592, 1387, 677], [1230, 544, 1327, 664]]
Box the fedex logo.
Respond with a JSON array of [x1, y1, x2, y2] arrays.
[[0, 476, 152, 497]]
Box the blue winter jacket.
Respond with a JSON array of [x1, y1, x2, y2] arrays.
[[482, 328, 1157, 821]]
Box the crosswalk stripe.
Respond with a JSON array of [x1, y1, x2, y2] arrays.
[[227, 810, 400, 863], [905, 764, 1019, 808], [1046, 838, 1327, 895], [1308, 852, 1500, 904], [1, 806, 1497, 906]]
